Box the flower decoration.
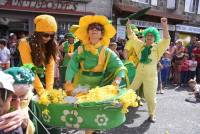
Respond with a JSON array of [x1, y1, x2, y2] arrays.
[[94, 114, 109, 126], [75, 15, 116, 47], [38, 89, 67, 105], [60, 110, 83, 128], [42, 108, 51, 123]]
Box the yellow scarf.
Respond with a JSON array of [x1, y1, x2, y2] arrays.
[[84, 42, 103, 55], [68, 44, 74, 53]]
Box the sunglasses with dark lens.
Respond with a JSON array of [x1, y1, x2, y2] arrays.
[[41, 33, 55, 38], [88, 24, 103, 31]]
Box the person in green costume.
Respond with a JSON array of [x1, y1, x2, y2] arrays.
[[63, 15, 127, 95], [127, 18, 170, 122], [64, 14, 128, 134], [59, 32, 81, 83], [60, 32, 80, 67]]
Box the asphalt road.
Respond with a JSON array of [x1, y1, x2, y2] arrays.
[[107, 85, 200, 134]]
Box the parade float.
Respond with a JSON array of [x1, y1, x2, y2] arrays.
[[32, 85, 139, 130]]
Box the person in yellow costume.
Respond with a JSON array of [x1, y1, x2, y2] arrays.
[[124, 24, 144, 66], [127, 18, 170, 122], [64, 15, 127, 94], [18, 14, 58, 96]]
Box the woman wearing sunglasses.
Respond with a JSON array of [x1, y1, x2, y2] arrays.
[[18, 14, 58, 96], [64, 15, 127, 134]]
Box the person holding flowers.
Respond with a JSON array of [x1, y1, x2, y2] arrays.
[[127, 18, 170, 122], [18, 14, 58, 96], [64, 15, 127, 95]]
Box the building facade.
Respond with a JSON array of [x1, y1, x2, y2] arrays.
[[113, 0, 200, 42], [0, 0, 112, 38]]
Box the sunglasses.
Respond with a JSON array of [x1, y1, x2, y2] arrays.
[[12, 95, 28, 101], [41, 33, 55, 38], [88, 23, 104, 31]]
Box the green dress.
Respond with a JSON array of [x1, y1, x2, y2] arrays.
[[65, 45, 127, 88]]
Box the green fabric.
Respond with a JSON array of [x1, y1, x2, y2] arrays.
[[65, 32, 75, 38], [143, 27, 160, 43], [31, 89, 127, 130], [62, 41, 80, 67], [79, 50, 99, 70], [4, 66, 35, 84], [65, 46, 127, 87], [140, 45, 153, 64]]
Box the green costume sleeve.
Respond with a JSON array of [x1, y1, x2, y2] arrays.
[[157, 38, 171, 59], [104, 48, 127, 83], [65, 50, 79, 81], [63, 42, 69, 53]]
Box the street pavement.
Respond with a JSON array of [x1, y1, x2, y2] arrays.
[[107, 85, 200, 134]]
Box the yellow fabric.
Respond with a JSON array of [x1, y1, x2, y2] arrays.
[[84, 42, 102, 55], [68, 44, 75, 53], [80, 46, 106, 72], [69, 25, 79, 33], [26, 119, 35, 134], [34, 14, 57, 32], [18, 38, 55, 95], [75, 15, 116, 48], [129, 37, 171, 116], [125, 40, 139, 66]]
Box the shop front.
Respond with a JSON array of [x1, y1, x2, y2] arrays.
[[0, 0, 94, 38]]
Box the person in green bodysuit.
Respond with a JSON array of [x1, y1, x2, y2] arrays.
[[59, 32, 80, 83], [63, 15, 127, 96]]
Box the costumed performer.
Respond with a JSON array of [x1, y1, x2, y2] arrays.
[[18, 14, 58, 96], [127, 18, 170, 122], [64, 15, 127, 94]]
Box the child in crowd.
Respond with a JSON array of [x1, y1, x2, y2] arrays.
[[180, 54, 189, 87], [188, 55, 197, 80], [109, 42, 120, 57], [0, 39, 10, 70], [185, 79, 200, 103], [161, 51, 171, 87], [0, 71, 23, 134]]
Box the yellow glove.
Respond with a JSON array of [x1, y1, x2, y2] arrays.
[[64, 82, 74, 95]]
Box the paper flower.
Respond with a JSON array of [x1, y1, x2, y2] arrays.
[[94, 114, 109, 126], [60, 110, 83, 128]]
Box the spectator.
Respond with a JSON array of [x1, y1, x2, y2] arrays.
[[0, 39, 10, 70], [192, 41, 200, 83], [180, 54, 189, 87], [161, 51, 171, 87], [8, 33, 19, 67], [188, 55, 197, 80], [187, 36, 197, 59], [109, 42, 120, 57], [0, 71, 24, 134], [185, 79, 200, 103], [116, 38, 125, 59]]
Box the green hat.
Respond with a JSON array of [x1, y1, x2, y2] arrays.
[[4, 67, 35, 84], [143, 27, 160, 43], [65, 32, 75, 38]]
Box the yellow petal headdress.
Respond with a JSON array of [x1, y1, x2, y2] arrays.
[[75, 15, 116, 47]]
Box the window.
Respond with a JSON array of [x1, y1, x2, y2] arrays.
[[184, 0, 198, 13], [131, 0, 150, 4]]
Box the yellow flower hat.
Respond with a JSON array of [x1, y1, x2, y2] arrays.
[[75, 15, 116, 46]]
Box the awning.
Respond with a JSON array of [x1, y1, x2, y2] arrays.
[[114, 3, 188, 21]]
